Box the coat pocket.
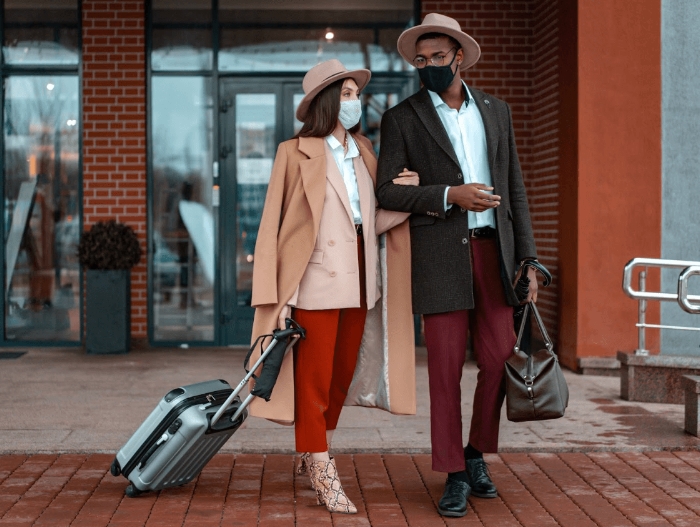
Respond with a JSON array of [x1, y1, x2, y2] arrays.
[[308, 249, 324, 264], [409, 215, 437, 228]]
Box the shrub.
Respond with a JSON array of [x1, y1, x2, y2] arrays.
[[78, 220, 142, 270]]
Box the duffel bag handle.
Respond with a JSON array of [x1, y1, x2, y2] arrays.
[[514, 302, 553, 354]]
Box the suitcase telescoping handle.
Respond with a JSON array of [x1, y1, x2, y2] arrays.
[[210, 318, 306, 427]]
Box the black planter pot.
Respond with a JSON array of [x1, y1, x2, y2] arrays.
[[86, 269, 131, 354]]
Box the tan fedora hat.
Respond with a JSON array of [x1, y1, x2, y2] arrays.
[[397, 13, 481, 71], [296, 59, 371, 122]]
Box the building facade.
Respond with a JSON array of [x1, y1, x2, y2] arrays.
[[2, 1, 695, 369]]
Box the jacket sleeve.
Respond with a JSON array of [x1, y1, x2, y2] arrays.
[[376, 110, 449, 219], [375, 209, 410, 236], [251, 142, 289, 307], [505, 103, 537, 262]]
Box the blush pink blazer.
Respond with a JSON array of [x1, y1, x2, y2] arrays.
[[289, 139, 409, 311]]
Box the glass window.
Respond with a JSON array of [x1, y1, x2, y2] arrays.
[[3, 0, 79, 66], [218, 0, 414, 72], [219, 0, 413, 25], [4, 76, 80, 341], [218, 29, 412, 73], [152, 0, 211, 24], [151, 77, 215, 342], [151, 0, 212, 71], [219, 29, 375, 72], [151, 29, 213, 71]]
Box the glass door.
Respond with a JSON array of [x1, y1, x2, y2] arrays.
[[218, 78, 303, 344], [3, 75, 81, 343]]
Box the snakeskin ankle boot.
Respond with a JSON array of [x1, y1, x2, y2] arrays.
[[308, 458, 357, 514]]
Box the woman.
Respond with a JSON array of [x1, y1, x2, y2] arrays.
[[249, 59, 417, 514]]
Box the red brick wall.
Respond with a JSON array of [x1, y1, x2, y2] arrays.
[[82, 0, 148, 338], [529, 0, 559, 341], [420, 0, 561, 340]]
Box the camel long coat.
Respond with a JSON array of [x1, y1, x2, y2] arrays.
[[248, 134, 416, 423]]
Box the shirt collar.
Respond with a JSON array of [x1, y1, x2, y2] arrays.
[[325, 132, 359, 159], [428, 81, 474, 110]]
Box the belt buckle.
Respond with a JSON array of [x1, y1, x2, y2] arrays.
[[469, 228, 478, 239]]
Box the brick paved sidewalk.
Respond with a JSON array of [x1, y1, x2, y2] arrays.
[[3, 452, 700, 526]]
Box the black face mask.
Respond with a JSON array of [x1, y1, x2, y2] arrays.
[[417, 52, 458, 93]]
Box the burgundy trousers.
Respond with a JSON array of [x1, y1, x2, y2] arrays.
[[423, 237, 516, 473]]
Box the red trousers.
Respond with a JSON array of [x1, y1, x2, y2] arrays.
[[292, 237, 366, 453], [423, 238, 516, 472]]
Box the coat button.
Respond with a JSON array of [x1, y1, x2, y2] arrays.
[[460, 207, 466, 213], [462, 238, 468, 244], [328, 240, 335, 246], [330, 271, 337, 277], [457, 173, 463, 179]]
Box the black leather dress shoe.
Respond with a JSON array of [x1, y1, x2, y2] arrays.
[[465, 458, 498, 498], [437, 478, 471, 517]]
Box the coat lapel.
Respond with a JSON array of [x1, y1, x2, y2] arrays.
[[408, 88, 460, 168], [297, 137, 327, 231], [353, 153, 373, 229], [356, 135, 377, 185], [469, 86, 500, 180], [323, 140, 355, 225]]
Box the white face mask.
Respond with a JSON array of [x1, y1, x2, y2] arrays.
[[338, 99, 362, 129]]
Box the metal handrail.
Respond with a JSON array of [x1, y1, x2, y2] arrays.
[[622, 258, 700, 304], [679, 265, 700, 314], [622, 258, 700, 355]]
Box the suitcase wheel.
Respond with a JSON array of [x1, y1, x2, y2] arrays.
[[110, 458, 121, 477], [125, 484, 143, 498]]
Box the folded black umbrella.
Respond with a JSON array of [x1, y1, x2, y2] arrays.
[[244, 319, 306, 402], [513, 260, 552, 342]]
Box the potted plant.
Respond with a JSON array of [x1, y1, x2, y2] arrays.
[[78, 220, 142, 354]]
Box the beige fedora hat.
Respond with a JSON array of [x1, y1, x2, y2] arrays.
[[397, 13, 481, 71], [296, 59, 371, 121]]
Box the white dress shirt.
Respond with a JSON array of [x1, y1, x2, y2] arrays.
[[326, 132, 363, 224], [429, 82, 495, 229]]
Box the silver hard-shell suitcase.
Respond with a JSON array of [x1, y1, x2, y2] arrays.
[[110, 319, 305, 497]]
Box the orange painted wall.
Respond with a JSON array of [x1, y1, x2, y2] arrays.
[[558, 0, 661, 367]]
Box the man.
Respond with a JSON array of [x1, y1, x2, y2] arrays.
[[377, 13, 538, 518]]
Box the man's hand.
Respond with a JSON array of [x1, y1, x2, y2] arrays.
[[392, 167, 420, 186], [513, 266, 538, 304], [278, 305, 292, 330], [447, 183, 501, 212]]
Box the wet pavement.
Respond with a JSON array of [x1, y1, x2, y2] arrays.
[[1, 347, 698, 455], [2, 347, 700, 525]]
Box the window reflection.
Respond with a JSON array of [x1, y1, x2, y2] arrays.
[[152, 0, 211, 24], [235, 94, 276, 306], [151, 29, 213, 72], [217, 0, 413, 72], [219, 0, 413, 25], [4, 76, 80, 341], [151, 77, 215, 342], [3, 1, 79, 66], [219, 29, 411, 73]]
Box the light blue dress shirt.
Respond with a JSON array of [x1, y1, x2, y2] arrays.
[[326, 132, 363, 224], [429, 82, 496, 229]]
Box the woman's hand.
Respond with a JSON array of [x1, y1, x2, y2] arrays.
[[392, 167, 419, 186], [278, 305, 292, 330]]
